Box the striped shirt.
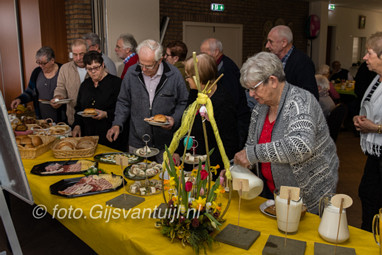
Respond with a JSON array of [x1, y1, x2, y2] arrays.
[[364, 80, 381, 102]]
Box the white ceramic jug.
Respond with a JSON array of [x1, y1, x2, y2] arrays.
[[318, 193, 350, 243], [230, 164, 263, 200]]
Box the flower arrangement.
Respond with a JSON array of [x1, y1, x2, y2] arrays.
[[159, 148, 227, 254], [158, 53, 233, 254]]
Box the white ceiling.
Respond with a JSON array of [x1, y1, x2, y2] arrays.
[[307, 0, 382, 13]]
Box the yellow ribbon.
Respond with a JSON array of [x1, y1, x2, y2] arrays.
[[162, 92, 232, 180]]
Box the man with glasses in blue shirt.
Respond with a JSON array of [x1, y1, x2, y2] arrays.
[[107, 39, 188, 162]]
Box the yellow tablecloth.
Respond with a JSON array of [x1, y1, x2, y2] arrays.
[[22, 145, 379, 254]]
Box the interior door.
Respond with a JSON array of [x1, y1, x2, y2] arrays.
[[183, 22, 243, 67]]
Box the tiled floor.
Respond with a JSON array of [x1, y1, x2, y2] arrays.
[[0, 130, 367, 254]]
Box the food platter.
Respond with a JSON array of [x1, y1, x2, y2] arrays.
[[260, 199, 276, 218], [39, 98, 72, 105], [31, 160, 97, 176], [50, 174, 125, 198], [124, 162, 162, 180], [144, 119, 170, 126], [94, 152, 143, 165], [134, 147, 160, 158], [181, 153, 207, 165], [127, 179, 162, 196], [77, 111, 97, 117]]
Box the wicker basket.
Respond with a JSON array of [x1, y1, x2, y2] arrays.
[[18, 135, 56, 159], [52, 136, 99, 159]]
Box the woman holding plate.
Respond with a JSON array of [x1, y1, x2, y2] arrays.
[[10, 46, 66, 123], [72, 51, 125, 150]]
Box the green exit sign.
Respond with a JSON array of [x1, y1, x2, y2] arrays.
[[211, 3, 224, 12]]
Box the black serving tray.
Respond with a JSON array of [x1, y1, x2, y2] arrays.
[[31, 160, 98, 176], [93, 152, 143, 165], [50, 175, 126, 198]]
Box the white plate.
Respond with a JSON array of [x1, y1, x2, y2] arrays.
[[259, 199, 276, 218], [77, 111, 97, 117], [144, 119, 170, 126], [40, 99, 72, 105]]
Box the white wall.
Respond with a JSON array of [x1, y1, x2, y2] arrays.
[[328, 7, 382, 69], [309, 1, 329, 70], [104, 0, 159, 76], [309, 3, 382, 70]]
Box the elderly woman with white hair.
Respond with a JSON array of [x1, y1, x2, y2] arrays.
[[317, 64, 340, 102], [234, 52, 339, 214], [353, 31, 382, 231], [315, 74, 335, 118]]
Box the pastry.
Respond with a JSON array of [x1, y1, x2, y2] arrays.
[[153, 114, 167, 123], [264, 205, 276, 216], [83, 108, 97, 115]]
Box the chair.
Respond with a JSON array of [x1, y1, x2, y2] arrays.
[[327, 103, 346, 142]]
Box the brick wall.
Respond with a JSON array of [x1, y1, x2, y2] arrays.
[[63, 0, 310, 63], [160, 0, 310, 63], [64, 0, 92, 55]]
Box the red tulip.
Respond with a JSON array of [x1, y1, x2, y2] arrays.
[[200, 170, 208, 180], [185, 181, 193, 192]]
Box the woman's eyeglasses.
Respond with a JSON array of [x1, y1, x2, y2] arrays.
[[86, 65, 102, 72], [36, 60, 49, 66], [247, 80, 264, 91]]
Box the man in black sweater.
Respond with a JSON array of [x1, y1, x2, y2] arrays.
[[200, 38, 250, 149], [266, 25, 319, 100]]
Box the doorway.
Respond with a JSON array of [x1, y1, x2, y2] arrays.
[[183, 22, 243, 67]]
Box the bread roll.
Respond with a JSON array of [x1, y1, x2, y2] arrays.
[[15, 124, 27, 131], [76, 141, 94, 149], [60, 145, 74, 151], [83, 108, 97, 115], [31, 136, 43, 147], [24, 144, 35, 149], [20, 136, 32, 145], [153, 114, 167, 123], [55, 141, 75, 150]]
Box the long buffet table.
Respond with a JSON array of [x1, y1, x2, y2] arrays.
[[21, 144, 379, 254]]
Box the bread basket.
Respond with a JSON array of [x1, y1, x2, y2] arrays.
[[51, 136, 99, 158], [18, 135, 56, 159]]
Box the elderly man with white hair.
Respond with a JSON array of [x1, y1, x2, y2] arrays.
[[266, 25, 319, 100], [107, 39, 188, 161], [115, 33, 138, 79], [200, 38, 250, 149]]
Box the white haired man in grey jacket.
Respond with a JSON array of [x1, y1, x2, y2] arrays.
[[107, 39, 188, 162]]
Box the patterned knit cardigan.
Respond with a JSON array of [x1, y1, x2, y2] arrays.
[[246, 82, 339, 214]]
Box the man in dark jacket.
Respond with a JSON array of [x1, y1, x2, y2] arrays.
[[266, 25, 319, 100], [107, 39, 188, 161], [200, 38, 250, 149]]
